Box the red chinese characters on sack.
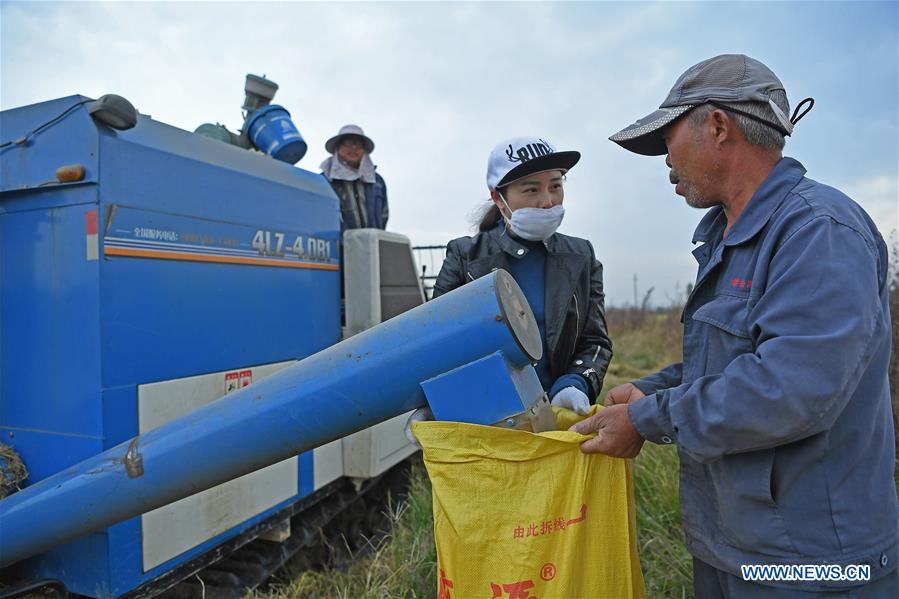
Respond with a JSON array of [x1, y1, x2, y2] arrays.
[[567, 504, 586, 525], [490, 579, 536, 599], [512, 504, 587, 540], [438, 569, 454, 599]]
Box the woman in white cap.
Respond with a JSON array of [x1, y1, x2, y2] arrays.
[[320, 124, 389, 232], [432, 137, 613, 415]]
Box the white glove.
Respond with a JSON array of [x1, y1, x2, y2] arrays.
[[551, 387, 591, 416], [404, 407, 434, 447]]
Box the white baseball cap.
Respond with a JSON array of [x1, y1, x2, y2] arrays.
[[486, 136, 580, 190]]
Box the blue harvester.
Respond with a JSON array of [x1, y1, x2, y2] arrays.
[[0, 95, 550, 596]]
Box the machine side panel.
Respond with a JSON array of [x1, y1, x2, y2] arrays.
[[0, 184, 101, 218], [106, 113, 336, 204], [0, 202, 102, 436], [341, 230, 422, 478], [102, 384, 139, 449], [141, 461, 298, 572], [106, 494, 307, 595], [137, 361, 293, 430], [378, 239, 426, 321], [0, 201, 103, 477], [137, 362, 297, 572], [97, 132, 341, 388], [0, 429, 102, 491], [99, 122, 337, 229], [0, 96, 99, 193], [342, 412, 418, 478], [15, 533, 111, 598], [98, 208, 339, 387], [313, 439, 343, 489]]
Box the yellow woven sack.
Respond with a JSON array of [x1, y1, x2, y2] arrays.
[[413, 406, 645, 599]]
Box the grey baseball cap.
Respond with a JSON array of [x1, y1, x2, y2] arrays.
[[610, 54, 794, 156]]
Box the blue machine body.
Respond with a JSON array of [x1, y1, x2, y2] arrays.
[[0, 96, 340, 595]]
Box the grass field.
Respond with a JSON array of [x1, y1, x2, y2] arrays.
[[258, 261, 899, 598]]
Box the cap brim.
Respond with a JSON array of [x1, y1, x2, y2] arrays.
[[325, 134, 375, 154], [609, 105, 695, 156], [496, 151, 581, 188]]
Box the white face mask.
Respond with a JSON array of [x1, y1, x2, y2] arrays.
[[500, 195, 565, 241]]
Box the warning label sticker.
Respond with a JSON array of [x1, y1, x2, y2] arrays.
[[239, 370, 253, 388], [225, 372, 240, 395]]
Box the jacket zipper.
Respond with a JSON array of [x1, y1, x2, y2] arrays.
[[569, 293, 579, 359]]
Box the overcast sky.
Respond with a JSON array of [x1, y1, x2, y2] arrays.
[[2, 1, 896, 306]]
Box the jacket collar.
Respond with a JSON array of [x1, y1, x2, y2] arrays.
[[486, 222, 568, 257], [467, 224, 545, 280], [320, 154, 377, 184], [494, 222, 534, 257], [691, 157, 807, 246]]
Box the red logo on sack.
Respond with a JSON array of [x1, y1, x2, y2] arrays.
[[438, 569, 455, 599], [512, 504, 587, 540], [540, 563, 556, 581], [490, 579, 536, 599]]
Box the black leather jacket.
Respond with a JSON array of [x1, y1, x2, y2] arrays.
[[433, 225, 613, 400]]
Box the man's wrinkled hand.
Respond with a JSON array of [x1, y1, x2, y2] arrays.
[[568, 404, 645, 458], [604, 382, 646, 407]]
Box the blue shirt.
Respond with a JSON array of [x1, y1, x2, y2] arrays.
[[628, 157, 897, 587], [506, 231, 587, 398]]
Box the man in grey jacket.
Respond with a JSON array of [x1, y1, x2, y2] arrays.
[[571, 54, 898, 596]]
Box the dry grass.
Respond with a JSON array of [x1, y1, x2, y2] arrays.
[[0, 442, 28, 499], [253, 466, 436, 599], [605, 306, 692, 598]]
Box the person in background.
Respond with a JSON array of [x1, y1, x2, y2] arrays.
[[572, 54, 898, 597], [321, 124, 388, 231], [432, 136, 613, 415]]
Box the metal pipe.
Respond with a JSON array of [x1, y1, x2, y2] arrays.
[[0, 270, 540, 566]]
